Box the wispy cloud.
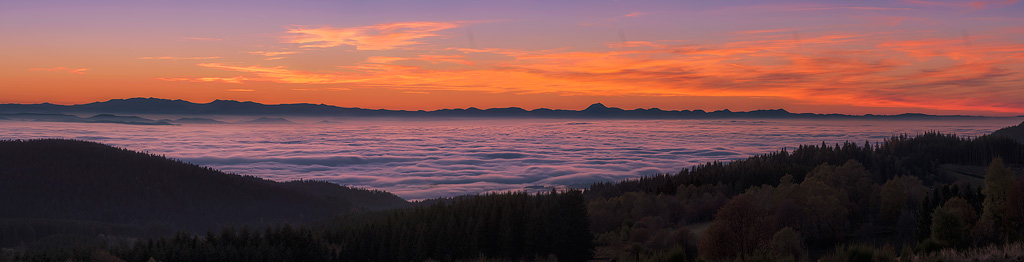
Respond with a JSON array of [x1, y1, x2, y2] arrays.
[[236, 37, 1022, 112], [247, 51, 299, 57], [183, 37, 222, 41], [158, 21, 1024, 115], [606, 41, 668, 48], [286, 21, 460, 50], [366, 55, 474, 65], [580, 11, 651, 26], [193, 63, 375, 84], [795, 7, 916, 11], [28, 67, 88, 74], [227, 89, 255, 92], [623, 11, 648, 17], [157, 76, 250, 84], [139, 56, 220, 60], [734, 29, 792, 35], [905, 0, 1019, 9], [246, 51, 299, 60]]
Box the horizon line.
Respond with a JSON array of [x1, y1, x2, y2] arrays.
[[2, 97, 1020, 118]]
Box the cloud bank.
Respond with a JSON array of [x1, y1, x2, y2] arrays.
[[0, 118, 1016, 200]]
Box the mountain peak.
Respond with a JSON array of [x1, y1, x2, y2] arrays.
[[584, 103, 609, 111]]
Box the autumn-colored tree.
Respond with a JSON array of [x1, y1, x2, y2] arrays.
[[805, 160, 879, 218], [880, 177, 907, 224], [672, 227, 699, 260], [770, 227, 807, 262], [976, 157, 1013, 242], [1004, 176, 1024, 241], [931, 207, 963, 248], [931, 197, 977, 248], [698, 194, 774, 261], [944, 197, 979, 228], [91, 249, 126, 262], [796, 179, 850, 242]]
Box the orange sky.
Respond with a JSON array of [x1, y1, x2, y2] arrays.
[[2, 0, 1023, 116]]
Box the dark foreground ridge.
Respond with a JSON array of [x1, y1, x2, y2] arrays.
[[992, 120, 1024, 143], [0, 139, 594, 262], [0, 139, 407, 241], [0, 97, 991, 119]]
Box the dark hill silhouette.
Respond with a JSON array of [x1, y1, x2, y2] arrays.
[[0, 139, 408, 240], [87, 114, 154, 122], [0, 113, 83, 122], [991, 121, 1024, 143], [0, 97, 992, 119], [0, 113, 173, 125], [85, 114, 171, 125], [241, 117, 295, 124], [280, 180, 406, 211], [172, 117, 227, 124]]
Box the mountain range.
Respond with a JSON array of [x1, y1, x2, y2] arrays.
[[0, 97, 991, 119]]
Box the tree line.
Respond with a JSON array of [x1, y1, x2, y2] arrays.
[[109, 190, 592, 262], [585, 132, 1024, 261]]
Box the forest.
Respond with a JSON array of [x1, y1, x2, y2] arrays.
[[2, 122, 1024, 261], [0, 139, 407, 247], [584, 131, 1024, 261]]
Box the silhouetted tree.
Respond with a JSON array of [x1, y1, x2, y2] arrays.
[[975, 157, 1013, 242], [930, 197, 976, 248], [881, 177, 908, 224], [699, 194, 773, 261], [1004, 175, 1024, 241], [770, 227, 807, 262]]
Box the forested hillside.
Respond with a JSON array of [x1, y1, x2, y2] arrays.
[[0, 139, 407, 247], [585, 132, 1024, 261], [992, 120, 1024, 143]]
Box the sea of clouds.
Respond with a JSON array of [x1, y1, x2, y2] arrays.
[[1, 118, 1018, 200]]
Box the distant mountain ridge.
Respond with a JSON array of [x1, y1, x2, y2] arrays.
[[0, 97, 990, 119], [0, 113, 173, 125], [242, 117, 296, 124]]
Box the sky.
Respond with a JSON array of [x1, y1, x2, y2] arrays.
[[2, 0, 1023, 116]]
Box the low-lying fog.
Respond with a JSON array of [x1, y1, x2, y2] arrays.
[[2, 117, 1018, 200]]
